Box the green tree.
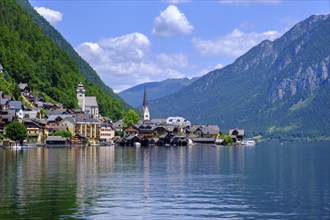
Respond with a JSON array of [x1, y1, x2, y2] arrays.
[[123, 109, 140, 127], [220, 133, 234, 146], [5, 120, 28, 145], [53, 130, 72, 138]]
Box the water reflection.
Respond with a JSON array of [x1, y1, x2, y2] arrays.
[[0, 143, 329, 219]]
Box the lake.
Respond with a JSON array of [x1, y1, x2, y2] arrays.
[[0, 142, 329, 219]]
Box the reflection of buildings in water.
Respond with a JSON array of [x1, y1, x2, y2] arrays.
[[228, 146, 245, 174], [75, 146, 115, 209], [142, 148, 150, 201]]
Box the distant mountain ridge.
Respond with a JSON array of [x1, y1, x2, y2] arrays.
[[119, 77, 198, 107], [149, 14, 330, 139]]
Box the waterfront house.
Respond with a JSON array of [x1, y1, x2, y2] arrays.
[[124, 125, 139, 137], [138, 124, 155, 138], [46, 136, 70, 147], [100, 122, 115, 142], [229, 129, 245, 143], [192, 137, 215, 144], [153, 125, 175, 137], [22, 118, 47, 143], [75, 117, 101, 143], [192, 125, 220, 138]]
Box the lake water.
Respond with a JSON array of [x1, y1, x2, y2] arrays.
[[0, 142, 329, 219]]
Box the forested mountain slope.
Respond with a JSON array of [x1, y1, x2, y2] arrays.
[[0, 0, 129, 119], [149, 14, 330, 139]]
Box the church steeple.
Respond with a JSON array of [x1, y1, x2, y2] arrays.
[[141, 85, 150, 122], [143, 85, 148, 108]]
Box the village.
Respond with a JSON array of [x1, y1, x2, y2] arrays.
[[0, 80, 246, 147]]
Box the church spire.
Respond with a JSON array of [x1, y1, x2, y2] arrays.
[[141, 85, 150, 122], [143, 85, 148, 108]]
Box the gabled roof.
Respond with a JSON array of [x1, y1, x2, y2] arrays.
[[47, 114, 73, 122], [46, 109, 68, 117], [18, 83, 28, 90], [229, 129, 245, 136], [85, 96, 98, 107], [8, 101, 22, 110], [192, 125, 220, 135]]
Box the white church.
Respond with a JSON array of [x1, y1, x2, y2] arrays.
[[77, 83, 99, 117]]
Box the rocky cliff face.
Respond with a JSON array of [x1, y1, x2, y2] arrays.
[[149, 14, 330, 138]]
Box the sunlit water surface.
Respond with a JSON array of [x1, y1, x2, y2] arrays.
[[0, 142, 329, 219]]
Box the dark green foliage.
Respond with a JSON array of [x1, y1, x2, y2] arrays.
[[53, 130, 72, 138], [5, 120, 28, 145], [0, 0, 129, 120], [123, 109, 140, 127], [119, 77, 199, 107], [149, 14, 330, 139], [16, 0, 130, 117]]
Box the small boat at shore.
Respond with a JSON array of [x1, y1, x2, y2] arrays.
[[241, 139, 256, 146]]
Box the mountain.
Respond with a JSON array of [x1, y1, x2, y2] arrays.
[[149, 14, 330, 139], [119, 77, 198, 107], [0, 0, 129, 120]]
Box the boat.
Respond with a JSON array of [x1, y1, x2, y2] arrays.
[[134, 142, 141, 147], [241, 139, 256, 146]]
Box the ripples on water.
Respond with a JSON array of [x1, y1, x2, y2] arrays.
[[0, 142, 329, 219]]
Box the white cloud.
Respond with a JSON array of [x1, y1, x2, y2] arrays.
[[219, 0, 281, 5], [75, 32, 185, 92], [192, 28, 280, 57], [214, 63, 224, 70], [156, 53, 189, 68], [152, 5, 193, 37], [34, 6, 63, 26]]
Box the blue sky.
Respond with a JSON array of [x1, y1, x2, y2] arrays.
[[29, 0, 329, 92]]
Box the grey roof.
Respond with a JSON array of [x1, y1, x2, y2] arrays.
[[192, 125, 220, 135], [75, 117, 101, 124], [8, 101, 22, 110], [229, 129, 245, 136], [18, 83, 28, 90], [151, 118, 167, 124], [47, 115, 73, 121], [101, 122, 113, 128], [46, 109, 68, 117], [85, 96, 98, 107], [46, 136, 68, 141], [155, 125, 175, 132], [113, 120, 124, 128], [0, 98, 9, 105], [60, 117, 75, 125], [4, 95, 11, 100]]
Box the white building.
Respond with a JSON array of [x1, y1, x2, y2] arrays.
[[77, 83, 99, 117], [166, 116, 191, 127]]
